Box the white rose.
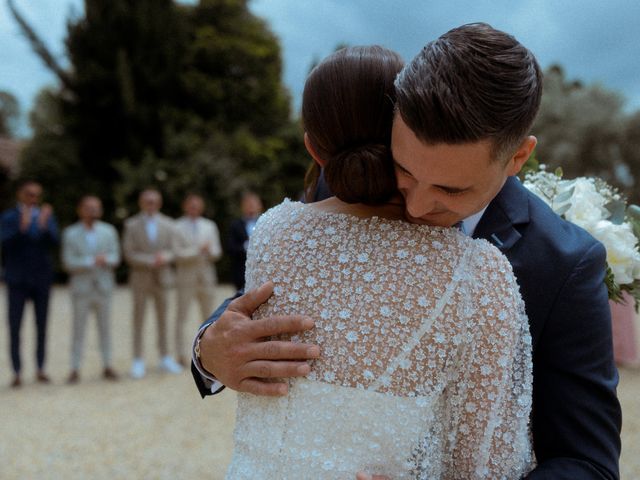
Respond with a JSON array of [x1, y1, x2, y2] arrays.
[[588, 220, 640, 285], [563, 178, 609, 229]]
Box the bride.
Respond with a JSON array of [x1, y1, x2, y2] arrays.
[[225, 45, 534, 479]]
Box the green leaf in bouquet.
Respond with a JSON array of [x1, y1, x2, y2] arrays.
[[554, 166, 564, 178], [627, 204, 640, 221], [628, 216, 640, 241], [554, 186, 575, 204], [605, 199, 627, 225], [605, 264, 623, 303], [620, 281, 640, 313], [554, 202, 572, 217]]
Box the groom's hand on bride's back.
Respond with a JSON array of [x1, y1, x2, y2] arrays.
[[199, 281, 320, 396]]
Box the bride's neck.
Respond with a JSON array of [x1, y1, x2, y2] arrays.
[[310, 196, 405, 220]]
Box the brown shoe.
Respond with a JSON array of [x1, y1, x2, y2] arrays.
[[67, 371, 80, 384], [36, 372, 51, 384], [103, 367, 119, 381], [10, 376, 21, 388]]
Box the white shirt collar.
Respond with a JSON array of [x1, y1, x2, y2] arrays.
[[460, 207, 488, 237]]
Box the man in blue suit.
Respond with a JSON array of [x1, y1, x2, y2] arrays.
[[192, 24, 621, 479], [1, 180, 59, 387]]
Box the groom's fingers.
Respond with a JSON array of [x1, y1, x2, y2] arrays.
[[252, 340, 320, 360], [198, 281, 319, 395], [249, 314, 316, 340], [228, 281, 275, 316], [237, 378, 289, 396], [241, 360, 311, 380]]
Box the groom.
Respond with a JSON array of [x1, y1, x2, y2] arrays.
[[192, 24, 621, 479]]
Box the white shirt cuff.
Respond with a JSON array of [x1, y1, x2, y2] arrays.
[[191, 322, 224, 394]]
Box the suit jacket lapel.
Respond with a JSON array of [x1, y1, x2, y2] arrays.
[[473, 176, 530, 252]]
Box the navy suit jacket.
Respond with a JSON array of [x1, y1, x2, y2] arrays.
[[226, 218, 251, 289], [193, 176, 621, 479], [1, 206, 59, 287]]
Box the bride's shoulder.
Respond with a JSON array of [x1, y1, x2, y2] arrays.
[[256, 199, 305, 226], [460, 236, 517, 285]]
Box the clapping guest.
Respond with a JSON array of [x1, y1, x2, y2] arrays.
[[173, 194, 222, 366], [1, 180, 58, 387], [62, 195, 120, 384], [226, 192, 263, 291], [122, 188, 182, 379]]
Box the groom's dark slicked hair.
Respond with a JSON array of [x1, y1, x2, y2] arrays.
[[395, 23, 542, 161]]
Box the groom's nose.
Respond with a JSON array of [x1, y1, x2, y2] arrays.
[[404, 188, 436, 219]]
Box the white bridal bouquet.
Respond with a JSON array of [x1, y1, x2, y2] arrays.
[[523, 166, 640, 306]]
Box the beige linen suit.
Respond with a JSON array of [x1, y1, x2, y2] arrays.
[[62, 221, 120, 370], [173, 216, 222, 359], [122, 213, 176, 358]]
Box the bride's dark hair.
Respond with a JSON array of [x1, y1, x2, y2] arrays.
[[302, 46, 404, 205]]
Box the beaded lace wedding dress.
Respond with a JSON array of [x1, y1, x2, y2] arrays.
[[226, 200, 535, 479]]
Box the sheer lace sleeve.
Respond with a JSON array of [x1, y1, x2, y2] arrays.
[[441, 241, 534, 479]]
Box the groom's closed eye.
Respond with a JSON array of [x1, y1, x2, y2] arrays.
[[436, 186, 468, 196], [393, 161, 414, 178], [394, 161, 469, 196]]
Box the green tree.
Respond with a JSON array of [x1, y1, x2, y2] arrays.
[[11, 0, 308, 241], [532, 65, 637, 201], [19, 89, 82, 225], [179, 0, 291, 135]]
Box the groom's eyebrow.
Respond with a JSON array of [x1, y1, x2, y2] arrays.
[[392, 159, 413, 176]]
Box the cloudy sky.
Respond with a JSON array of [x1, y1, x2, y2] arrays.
[[2, 0, 639, 136]]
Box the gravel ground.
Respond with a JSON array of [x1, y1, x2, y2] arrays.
[[0, 285, 638, 479]]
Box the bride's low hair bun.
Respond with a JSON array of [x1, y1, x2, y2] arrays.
[[324, 143, 397, 205], [301, 45, 404, 204]]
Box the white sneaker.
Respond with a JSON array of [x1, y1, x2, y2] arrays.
[[159, 356, 183, 374], [130, 358, 146, 379]]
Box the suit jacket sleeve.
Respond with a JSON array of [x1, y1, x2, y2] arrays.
[[44, 214, 60, 246], [104, 225, 121, 267], [207, 221, 222, 261], [172, 225, 200, 261], [1, 209, 22, 247], [62, 228, 93, 273], [154, 218, 176, 263], [527, 241, 621, 480], [226, 220, 247, 256], [1, 209, 58, 247], [191, 292, 243, 398]]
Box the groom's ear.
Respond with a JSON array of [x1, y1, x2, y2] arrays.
[[304, 133, 327, 168], [505, 135, 537, 176]]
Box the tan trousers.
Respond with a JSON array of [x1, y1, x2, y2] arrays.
[[70, 290, 112, 370], [175, 282, 215, 359], [130, 272, 169, 359]]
